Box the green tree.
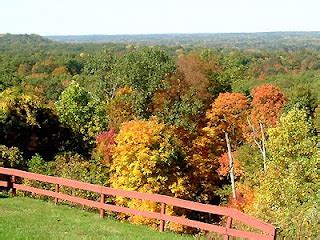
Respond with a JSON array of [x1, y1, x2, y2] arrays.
[[220, 53, 250, 93], [66, 58, 84, 75], [0, 90, 85, 160], [55, 82, 108, 147], [286, 84, 317, 115], [152, 89, 204, 132], [80, 50, 117, 98], [111, 47, 175, 117]]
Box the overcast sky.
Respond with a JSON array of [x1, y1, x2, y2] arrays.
[[1, 0, 319, 35]]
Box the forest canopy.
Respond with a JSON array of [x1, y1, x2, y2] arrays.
[[0, 33, 319, 238]]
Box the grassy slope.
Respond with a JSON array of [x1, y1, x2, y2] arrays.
[[0, 196, 196, 240]]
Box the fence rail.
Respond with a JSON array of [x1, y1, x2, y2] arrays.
[[0, 167, 275, 240]]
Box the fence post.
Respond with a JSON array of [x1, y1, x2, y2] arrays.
[[11, 176, 16, 197], [223, 216, 233, 240], [159, 202, 166, 232], [54, 184, 60, 204], [100, 193, 105, 219], [272, 227, 277, 240]]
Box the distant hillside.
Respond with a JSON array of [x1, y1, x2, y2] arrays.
[[0, 34, 124, 55], [0, 34, 57, 54], [46, 32, 320, 50], [0, 33, 52, 46]]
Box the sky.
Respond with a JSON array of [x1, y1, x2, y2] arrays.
[[0, 0, 319, 35]]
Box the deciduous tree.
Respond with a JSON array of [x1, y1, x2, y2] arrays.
[[110, 118, 189, 227], [249, 108, 319, 238], [204, 92, 250, 150], [55, 82, 108, 147]]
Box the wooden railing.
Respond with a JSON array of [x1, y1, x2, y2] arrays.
[[0, 167, 275, 240]]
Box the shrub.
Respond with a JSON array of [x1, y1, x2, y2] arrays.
[[27, 152, 109, 201], [0, 145, 25, 169]]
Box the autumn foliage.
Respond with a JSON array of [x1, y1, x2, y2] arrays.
[[109, 118, 189, 228], [250, 84, 287, 127], [95, 128, 116, 164], [217, 152, 243, 177], [204, 92, 250, 148], [106, 87, 135, 130], [177, 53, 220, 101], [2, 38, 319, 238], [227, 184, 255, 212]]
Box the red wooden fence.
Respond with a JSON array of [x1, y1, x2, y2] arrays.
[[0, 167, 275, 240]]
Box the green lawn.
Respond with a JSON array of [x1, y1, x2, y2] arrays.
[[0, 195, 197, 240]]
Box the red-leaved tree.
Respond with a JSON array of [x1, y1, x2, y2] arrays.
[[96, 128, 116, 164]]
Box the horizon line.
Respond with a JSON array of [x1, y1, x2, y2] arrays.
[[2, 30, 320, 37]]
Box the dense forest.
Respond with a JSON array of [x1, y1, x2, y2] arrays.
[[0, 33, 319, 238]]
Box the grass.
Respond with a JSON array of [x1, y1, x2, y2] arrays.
[[0, 195, 197, 240]]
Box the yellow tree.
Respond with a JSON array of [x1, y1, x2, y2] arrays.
[[110, 118, 189, 228], [249, 108, 319, 238]]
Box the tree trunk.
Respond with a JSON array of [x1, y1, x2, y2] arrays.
[[247, 117, 267, 172], [225, 132, 236, 199], [259, 122, 267, 171]]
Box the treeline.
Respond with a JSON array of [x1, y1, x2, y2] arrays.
[[47, 32, 320, 51], [0, 34, 319, 238]]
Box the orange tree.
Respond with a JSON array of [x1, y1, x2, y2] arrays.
[[245, 84, 287, 172], [250, 84, 287, 128], [190, 92, 250, 203], [94, 128, 116, 165], [204, 92, 250, 150], [181, 93, 249, 205]]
